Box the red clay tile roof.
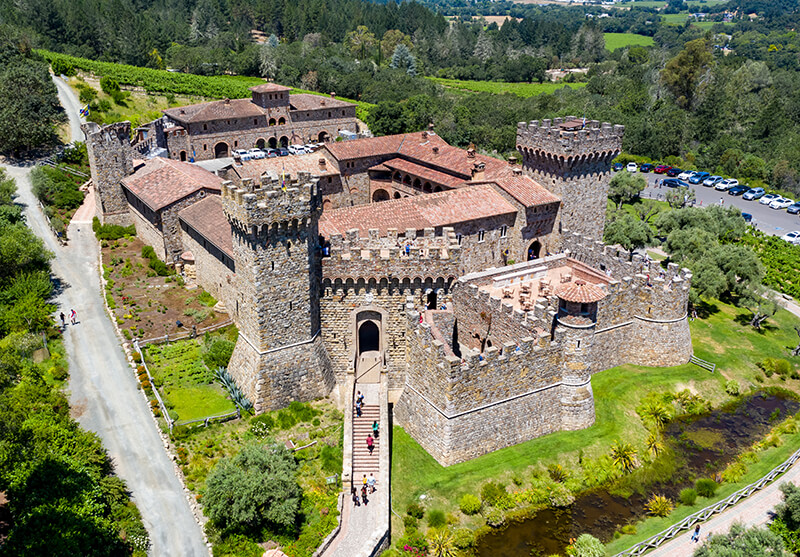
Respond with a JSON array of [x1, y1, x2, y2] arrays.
[[289, 94, 354, 111], [122, 158, 222, 211], [249, 83, 291, 93], [177, 195, 233, 259], [163, 98, 264, 124], [555, 280, 606, 303], [319, 185, 517, 237], [325, 132, 559, 207], [226, 152, 339, 182], [376, 158, 466, 189]]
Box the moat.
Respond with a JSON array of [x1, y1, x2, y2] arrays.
[[475, 392, 800, 557]]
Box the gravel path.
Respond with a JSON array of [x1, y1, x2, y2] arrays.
[[52, 74, 85, 143]]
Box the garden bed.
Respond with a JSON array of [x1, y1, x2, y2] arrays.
[[172, 400, 344, 557], [101, 236, 228, 340], [389, 298, 800, 555]]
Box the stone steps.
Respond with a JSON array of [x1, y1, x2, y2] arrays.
[[352, 404, 380, 477]]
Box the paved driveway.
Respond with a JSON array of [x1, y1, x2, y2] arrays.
[[3, 164, 208, 556]]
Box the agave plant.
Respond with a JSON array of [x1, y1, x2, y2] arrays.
[[645, 494, 674, 517], [427, 528, 457, 557], [214, 367, 253, 411], [610, 440, 638, 474]]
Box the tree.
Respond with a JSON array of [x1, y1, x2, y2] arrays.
[[366, 101, 408, 136], [568, 533, 605, 557], [473, 30, 494, 63], [381, 30, 413, 61], [742, 287, 778, 330], [604, 214, 653, 259], [609, 172, 646, 209], [665, 188, 695, 209], [345, 26, 378, 59], [771, 482, 800, 553], [204, 444, 301, 533], [792, 328, 800, 357], [694, 523, 787, 556], [390, 44, 417, 76], [661, 39, 713, 109]]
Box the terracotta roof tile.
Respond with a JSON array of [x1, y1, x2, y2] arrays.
[[122, 158, 222, 211], [163, 98, 264, 124], [319, 185, 516, 237], [288, 94, 354, 111], [249, 83, 290, 93], [375, 158, 466, 189], [226, 153, 338, 182], [555, 280, 606, 303], [177, 195, 233, 259]]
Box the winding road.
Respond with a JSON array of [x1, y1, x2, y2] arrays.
[[0, 77, 208, 555]]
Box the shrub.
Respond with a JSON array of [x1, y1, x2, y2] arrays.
[[480, 481, 507, 506], [679, 488, 697, 506], [93, 217, 135, 241], [427, 509, 446, 528], [725, 380, 741, 396], [620, 524, 637, 535], [131, 351, 142, 363], [548, 463, 569, 483], [645, 495, 674, 517], [203, 339, 235, 369], [459, 493, 481, 515], [197, 290, 217, 307], [548, 482, 575, 508], [402, 515, 417, 529], [452, 528, 474, 549], [51, 58, 76, 76], [100, 76, 121, 96], [695, 478, 718, 497], [568, 533, 604, 557], [721, 461, 748, 483], [141, 245, 156, 259], [406, 502, 424, 519], [484, 508, 504, 527]]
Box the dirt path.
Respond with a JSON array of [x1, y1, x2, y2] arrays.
[[3, 164, 208, 556]]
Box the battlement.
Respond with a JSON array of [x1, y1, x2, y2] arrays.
[[516, 117, 623, 159], [321, 226, 461, 282], [82, 121, 132, 145], [461, 282, 555, 338], [221, 172, 320, 234]]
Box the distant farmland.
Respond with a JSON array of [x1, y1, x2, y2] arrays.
[[604, 33, 655, 51], [427, 77, 586, 98]]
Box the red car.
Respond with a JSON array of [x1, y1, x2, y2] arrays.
[[654, 165, 671, 174]]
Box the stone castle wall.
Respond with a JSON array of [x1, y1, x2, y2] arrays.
[[517, 118, 623, 242], [83, 121, 133, 225], [179, 225, 236, 312]]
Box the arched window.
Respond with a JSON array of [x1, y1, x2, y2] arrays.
[[278, 117, 286, 125]]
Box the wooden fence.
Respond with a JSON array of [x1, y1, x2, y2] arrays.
[[690, 354, 716, 373], [615, 445, 800, 556], [132, 339, 174, 433], [138, 319, 232, 347]]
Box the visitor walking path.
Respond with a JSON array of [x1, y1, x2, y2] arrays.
[[321, 383, 387, 557]]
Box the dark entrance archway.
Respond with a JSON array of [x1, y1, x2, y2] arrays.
[[372, 189, 390, 202], [426, 291, 437, 309], [279, 136, 289, 148], [358, 321, 379, 354], [528, 240, 541, 260], [256, 138, 266, 149], [179, 151, 187, 161], [319, 131, 330, 142], [268, 137, 278, 149], [214, 142, 229, 158]]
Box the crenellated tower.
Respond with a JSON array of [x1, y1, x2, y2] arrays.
[[82, 121, 134, 225], [516, 117, 623, 242], [221, 172, 334, 412]]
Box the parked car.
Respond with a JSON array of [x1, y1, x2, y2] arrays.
[[759, 193, 779, 205], [247, 148, 266, 160], [663, 178, 689, 188], [743, 187, 765, 200], [728, 185, 749, 196], [689, 172, 711, 184], [741, 212, 753, 223], [781, 231, 800, 245], [626, 162, 638, 172], [715, 178, 739, 191], [770, 197, 795, 209], [233, 149, 252, 161], [639, 163, 654, 173], [666, 167, 682, 177], [787, 202, 800, 215], [678, 170, 695, 180], [265, 148, 279, 158], [703, 175, 723, 187], [613, 162, 623, 171], [654, 165, 671, 174]]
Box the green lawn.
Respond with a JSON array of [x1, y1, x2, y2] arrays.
[[426, 77, 585, 98], [145, 337, 236, 422], [604, 33, 655, 51], [616, 0, 727, 6], [391, 299, 800, 547]]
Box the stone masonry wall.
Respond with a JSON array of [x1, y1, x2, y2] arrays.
[[128, 203, 168, 261], [179, 226, 236, 313], [83, 122, 134, 225]]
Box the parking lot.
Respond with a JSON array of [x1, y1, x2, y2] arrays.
[[633, 171, 800, 238]]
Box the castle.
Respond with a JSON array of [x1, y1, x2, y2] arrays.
[[83, 108, 693, 467]]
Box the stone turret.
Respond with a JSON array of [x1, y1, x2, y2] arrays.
[[222, 172, 334, 412], [516, 117, 623, 242], [82, 121, 134, 225]]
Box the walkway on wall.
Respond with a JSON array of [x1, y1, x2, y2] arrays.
[[321, 380, 390, 557]]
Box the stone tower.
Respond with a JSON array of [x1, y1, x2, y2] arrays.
[[82, 121, 134, 225], [516, 117, 623, 241], [221, 172, 334, 413]]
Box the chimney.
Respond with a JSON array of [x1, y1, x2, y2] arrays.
[[421, 131, 428, 140], [179, 108, 185, 115], [432, 146, 439, 154], [508, 155, 518, 165], [467, 148, 475, 159], [321, 99, 326, 106], [330, 92, 336, 99], [319, 158, 326, 168], [224, 98, 231, 105], [512, 168, 522, 176], [471, 161, 485, 181]]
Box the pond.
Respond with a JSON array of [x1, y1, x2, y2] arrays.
[[475, 392, 800, 557]]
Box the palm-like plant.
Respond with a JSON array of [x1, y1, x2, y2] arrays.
[[641, 401, 671, 430], [645, 494, 674, 517], [428, 528, 457, 557], [646, 432, 664, 457], [610, 440, 638, 474]]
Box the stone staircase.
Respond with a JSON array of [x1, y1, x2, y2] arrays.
[[352, 403, 380, 482]]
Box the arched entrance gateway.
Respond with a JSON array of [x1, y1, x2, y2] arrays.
[[354, 309, 384, 383], [214, 142, 229, 158], [372, 189, 390, 202], [528, 240, 542, 260], [358, 321, 380, 354], [268, 137, 278, 149], [319, 131, 330, 142]]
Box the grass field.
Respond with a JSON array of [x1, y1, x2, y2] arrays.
[[390, 298, 800, 547], [661, 13, 734, 28], [427, 77, 585, 98], [604, 33, 655, 51], [616, 0, 727, 6]]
